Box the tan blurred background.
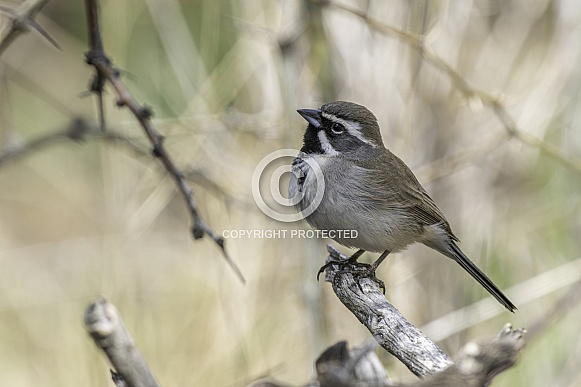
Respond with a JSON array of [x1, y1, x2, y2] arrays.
[[1, 0, 581, 385]]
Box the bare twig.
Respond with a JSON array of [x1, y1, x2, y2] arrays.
[[0, 118, 147, 166], [83, 0, 244, 283], [84, 298, 160, 387], [83, 0, 106, 131], [329, 1, 581, 175], [0, 0, 59, 57]]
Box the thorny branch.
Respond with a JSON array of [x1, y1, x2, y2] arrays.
[[0, 118, 145, 166], [83, 0, 244, 283], [329, 1, 581, 175], [0, 0, 59, 57]]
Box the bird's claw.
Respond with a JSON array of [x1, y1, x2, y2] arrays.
[[316, 261, 332, 281], [318, 259, 386, 294], [350, 265, 386, 294], [317, 257, 366, 281]]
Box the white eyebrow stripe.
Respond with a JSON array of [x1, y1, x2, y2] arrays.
[[321, 112, 377, 147], [317, 130, 339, 156]]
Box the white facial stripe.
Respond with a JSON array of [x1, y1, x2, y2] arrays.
[[321, 112, 376, 147], [317, 130, 339, 156]]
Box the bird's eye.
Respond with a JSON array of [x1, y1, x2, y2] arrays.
[[330, 122, 345, 135]]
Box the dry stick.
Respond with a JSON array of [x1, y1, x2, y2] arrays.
[[323, 246, 453, 378], [0, 0, 59, 57], [84, 298, 159, 387], [405, 324, 525, 387], [0, 118, 148, 166], [331, 1, 581, 175], [83, 0, 244, 283]]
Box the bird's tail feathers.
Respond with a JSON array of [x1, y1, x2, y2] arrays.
[[448, 242, 517, 313]]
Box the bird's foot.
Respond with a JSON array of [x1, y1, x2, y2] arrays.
[[348, 264, 386, 294], [317, 255, 385, 294], [316, 256, 368, 281]]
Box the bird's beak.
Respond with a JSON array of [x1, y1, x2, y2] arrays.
[[297, 108, 322, 128]]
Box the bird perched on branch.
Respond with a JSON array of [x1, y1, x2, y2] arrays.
[[289, 101, 516, 312]]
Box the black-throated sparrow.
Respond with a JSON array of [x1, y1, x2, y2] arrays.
[[289, 101, 516, 312]]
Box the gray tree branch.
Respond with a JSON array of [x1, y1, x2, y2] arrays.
[[314, 245, 526, 386], [323, 245, 453, 378], [84, 298, 160, 387], [250, 325, 524, 386]]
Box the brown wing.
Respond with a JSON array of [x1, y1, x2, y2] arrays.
[[360, 149, 459, 242]]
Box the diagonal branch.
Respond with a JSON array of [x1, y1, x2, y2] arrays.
[[329, 1, 581, 175], [83, 0, 244, 283]]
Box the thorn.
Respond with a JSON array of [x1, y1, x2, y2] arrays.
[[216, 237, 225, 249], [191, 225, 205, 239], [140, 105, 153, 119], [152, 144, 163, 158], [29, 19, 61, 50], [89, 73, 105, 93]]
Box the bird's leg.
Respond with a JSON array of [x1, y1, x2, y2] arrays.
[[317, 249, 366, 281], [351, 250, 391, 293], [346, 249, 365, 263], [370, 250, 390, 272]]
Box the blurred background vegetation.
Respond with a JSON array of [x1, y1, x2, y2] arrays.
[[1, 0, 580, 385]]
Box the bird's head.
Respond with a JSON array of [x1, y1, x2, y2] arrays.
[[297, 101, 384, 159]]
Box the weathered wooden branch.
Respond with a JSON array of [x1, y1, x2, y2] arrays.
[[405, 324, 525, 386], [323, 245, 453, 377], [314, 245, 526, 386], [84, 298, 160, 387], [250, 324, 524, 386]]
